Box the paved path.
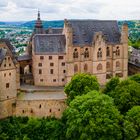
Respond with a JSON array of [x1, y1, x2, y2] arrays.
[[18, 92, 67, 101], [18, 84, 67, 101], [20, 84, 64, 92]]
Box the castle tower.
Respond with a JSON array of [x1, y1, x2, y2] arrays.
[[121, 23, 129, 78], [63, 19, 74, 83], [34, 11, 45, 34], [0, 40, 17, 119]]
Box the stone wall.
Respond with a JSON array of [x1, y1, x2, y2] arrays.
[[0, 99, 16, 119], [32, 54, 66, 86], [15, 99, 67, 118]]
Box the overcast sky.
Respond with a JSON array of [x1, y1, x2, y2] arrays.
[[0, 0, 139, 21]]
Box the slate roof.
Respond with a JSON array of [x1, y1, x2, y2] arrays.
[[46, 28, 63, 34], [33, 34, 66, 54], [67, 20, 121, 45], [0, 48, 7, 64], [0, 39, 16, 54], [17, 55, 32, 61], [0, 39, 18, 64]]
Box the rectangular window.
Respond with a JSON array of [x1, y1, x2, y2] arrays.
[[9, 64, 11, 67], [59, 56, 64, 59], [39, 69, 42, 74], [62, 78, 65, 82], [63, 70, 66, 73], [53, 79, 56, 82], [40, 79, 43, 82], [38, 63, 42, 67], [62, 62, 65, 66], [50, 63, 54, 66], [49, 56, 52, 60], [50, 69, 53, 74], [40, 56, 44, 60], [6, 83, 9, 88]]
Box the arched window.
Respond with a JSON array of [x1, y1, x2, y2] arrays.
[[106, 62, 110, 69], [73, 48, 78, 58], [116, 61, 120, 68], [74, 64, 78, 73], [116, 46, 120, 56], [97, 48, 102, 58], [84, 48, 89, 58], [106, 47, 110, 57], [39, 104, 41, 108], [84, 64, 88, 72], [97, 63, 102, 71]]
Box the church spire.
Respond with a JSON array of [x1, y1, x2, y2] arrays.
[[37, 10, 40, 20], [34, 10, 45, 34]]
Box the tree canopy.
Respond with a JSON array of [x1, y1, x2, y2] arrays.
[[129, 74, 140, 84], [64, 73, 99, 104], [63, 91, 123, 140], [105, 79, 140, 114], [103, 77, 120, 95], [124, 106, 140, 140], [0, 117, 65, 140]]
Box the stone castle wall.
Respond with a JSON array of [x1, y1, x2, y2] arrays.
[[0, 99, 16, 119], [15, 99, 67, 118]]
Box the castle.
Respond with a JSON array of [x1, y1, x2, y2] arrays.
[[0, 11, 128, 119]]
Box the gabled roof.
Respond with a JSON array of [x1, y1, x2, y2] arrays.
[[33, 34, 66, 54], [0, 39, 17, 64], [17, 55, 32, 61], [67, 20, 121, 45], [0, 39, 16, 54], [46, 28, 63, 34]]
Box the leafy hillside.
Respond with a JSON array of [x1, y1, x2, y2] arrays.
[[0, 22, 6, 25], [118, 20, 140, 48], [21, 20, 64, 28]]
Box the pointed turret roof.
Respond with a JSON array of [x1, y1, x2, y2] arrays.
[[35, 11, 43, 29]]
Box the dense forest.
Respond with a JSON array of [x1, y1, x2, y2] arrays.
[[1, 73, 140, 140]]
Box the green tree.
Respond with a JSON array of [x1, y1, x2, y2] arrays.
[[103, 77, 120, 95], [63, 91, 122, 140], [124, 106, 140, 139], [64, 73, 99, 104], [130, 74, 140, 84], [106, 79, 140, 114]]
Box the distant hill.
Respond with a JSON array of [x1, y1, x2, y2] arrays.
[[5, 22, 26, 26], [21, 20, 64, 29], [0, 21, 26, 26], [21, 20, 140, 29], [0, 22, 6, 25]]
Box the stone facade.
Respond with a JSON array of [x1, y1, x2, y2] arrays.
[[31, 13, 128, 86], [0, 40, 17, 119], [0, 12, 129, 119], [128, 47, 140, 75], [15, 99, 66, 118]]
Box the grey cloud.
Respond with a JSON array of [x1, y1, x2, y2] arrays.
[[0, 0, 8, 7], [11, 0, 61, 13]]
